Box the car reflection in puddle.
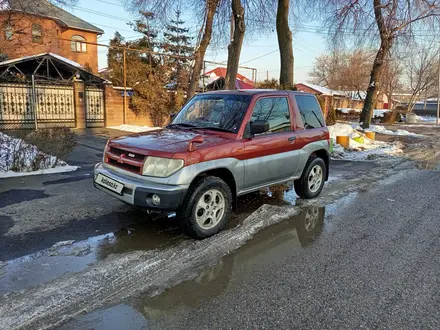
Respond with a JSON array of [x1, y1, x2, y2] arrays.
[[129, 205, 325, 327]]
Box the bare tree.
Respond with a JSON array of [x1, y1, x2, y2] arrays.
[[310, 50, 344, 88], [404, 42, 439, 112], [381, 53, 403, 109], [187, 0, 220, 98], [310, 0, 440, 128], [225, 0, 245, 90], [276, 0, 294, 89], [310, 49, 373, 99]]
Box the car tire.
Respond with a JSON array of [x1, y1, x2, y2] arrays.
[[178, 176, 233, 239], [294, 156, 326, 199]]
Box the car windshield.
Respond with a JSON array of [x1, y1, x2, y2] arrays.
[[170, 94, 252, 133]]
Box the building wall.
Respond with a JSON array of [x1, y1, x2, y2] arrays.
[[104, 85, 153, 127], [0, 13, 99, 72]]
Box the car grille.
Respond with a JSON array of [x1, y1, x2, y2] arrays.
[[105, 146, 145, 174]]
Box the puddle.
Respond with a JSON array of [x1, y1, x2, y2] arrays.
[[56, 304, 150, 330], [0, 217, 186, 294], [58, 205, 327, 329]]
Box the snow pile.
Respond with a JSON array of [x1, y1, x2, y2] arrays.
[[108, 125, 161, 133], [337, 108, 361, 114], [414, 115, 437, 124], [328, 123, 404, 161], [336, 108, 391, 118], [366, 125, 424, 137], [373, 109, 391, 118], [0, 132, 77, 178]]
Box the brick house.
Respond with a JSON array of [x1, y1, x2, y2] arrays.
[[0, 0, 103, 72]]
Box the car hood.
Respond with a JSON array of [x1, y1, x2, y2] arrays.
[[109, 128, 232, 155]]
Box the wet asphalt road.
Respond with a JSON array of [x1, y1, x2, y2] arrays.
[[58, 168, 440, 330]]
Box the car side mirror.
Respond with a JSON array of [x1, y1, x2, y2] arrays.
[[250, 120, 269, 135], [170, 113, 176, 120]]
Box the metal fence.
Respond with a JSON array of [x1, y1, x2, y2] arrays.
[[0, 83, 75, 130], [0, 83, 35, 129]]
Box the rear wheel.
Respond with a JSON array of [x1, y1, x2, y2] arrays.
[[294, 157, 326, 199], [178, 176, 232, 239]]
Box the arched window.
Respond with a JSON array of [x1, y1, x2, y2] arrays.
[[32, 24, 43, 43], [71, 35, 87, 53]]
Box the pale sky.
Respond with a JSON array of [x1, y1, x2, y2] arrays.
[[69, 0, 327, 83]]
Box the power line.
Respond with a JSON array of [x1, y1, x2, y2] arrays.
[[240, 49, 279, 65], [93, 0, 124, 6]]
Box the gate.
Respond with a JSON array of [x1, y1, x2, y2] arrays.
[[0, 84, 35, 130], [0, 83, 75, 129], [35, 85, 75, 128], [85, 87, 105, 127]]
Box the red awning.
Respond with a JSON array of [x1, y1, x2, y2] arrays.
[[235, 79, 254, 89]]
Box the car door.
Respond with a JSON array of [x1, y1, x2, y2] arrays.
[[242, 96, 300, 191]]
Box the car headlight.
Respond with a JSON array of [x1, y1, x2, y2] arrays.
[[103, 140, 110, 162], [142, 157, 184, 177]]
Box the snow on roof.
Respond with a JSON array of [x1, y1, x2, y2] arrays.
[[296, 82, 346, 96], [0, 53, 82, 68], [49, 53, 82, 68]]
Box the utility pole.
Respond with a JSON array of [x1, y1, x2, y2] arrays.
[[123, 48, 127, 125], [267, 70, 269, 81]]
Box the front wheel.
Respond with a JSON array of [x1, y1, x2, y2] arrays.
[[178, 176, 232, 239], [294, 157, 326, 199]]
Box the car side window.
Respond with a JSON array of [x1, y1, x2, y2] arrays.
[[250, 97, 291, 134], [295, 95, 325, 129]]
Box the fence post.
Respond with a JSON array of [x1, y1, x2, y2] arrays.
[[73, 79, 86, 129], [31, 75, 38, 130]]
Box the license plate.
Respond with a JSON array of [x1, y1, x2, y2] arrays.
[[95, 174, 124, 195]]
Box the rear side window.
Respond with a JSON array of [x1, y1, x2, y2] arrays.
[[250, 97, 291, 134], [295, 95, 325, 129]]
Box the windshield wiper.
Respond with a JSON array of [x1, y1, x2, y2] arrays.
[[192, 126, 234, 133], [167, 123, 196, 129]]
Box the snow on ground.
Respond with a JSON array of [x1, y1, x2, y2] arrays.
[[0, 166, 78, 178], [0, 132, 78, 177], [336, 108, 391, 118], [365, 125, 424, 137], [373, 109, 391, 118], [328, 123, 404, 161], [108, 125, 161, 133]]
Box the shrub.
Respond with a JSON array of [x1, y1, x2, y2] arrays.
[[25, 128, 77, 164]]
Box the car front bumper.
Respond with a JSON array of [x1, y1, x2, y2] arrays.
[[93, 162, 188, 210]]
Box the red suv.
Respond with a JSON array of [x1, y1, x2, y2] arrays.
[[94, 90, 330, 238]]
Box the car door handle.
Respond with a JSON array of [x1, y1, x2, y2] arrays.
[[288, 136, 297, 142]]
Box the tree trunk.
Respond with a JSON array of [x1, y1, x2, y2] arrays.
[[187, 0, 219, 99], [225, 0, 246, 90], [276, 0, 294, 89], [360, 0, 392, 129]]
